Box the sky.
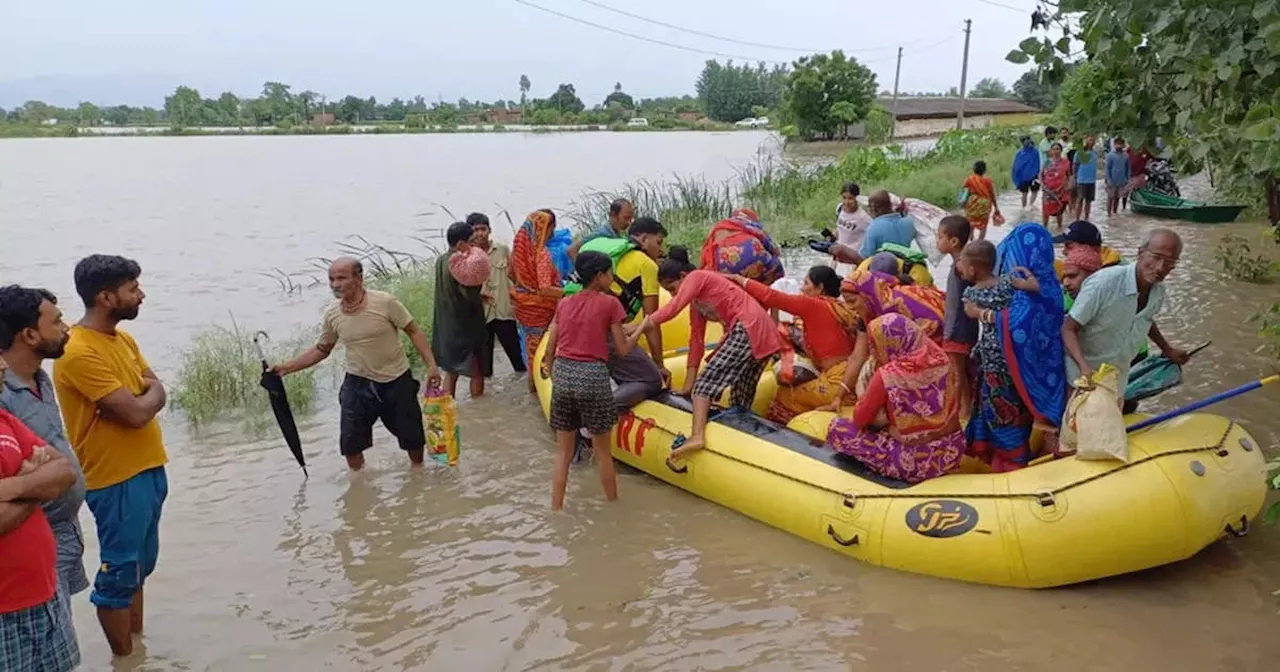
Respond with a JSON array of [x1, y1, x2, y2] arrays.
[[0, 0, 1040, 109]]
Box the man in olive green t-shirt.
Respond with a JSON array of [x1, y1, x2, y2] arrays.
[[274, 257, 440, 471]]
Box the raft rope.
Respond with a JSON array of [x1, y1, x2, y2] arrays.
[[650, 414, 1235, 507]]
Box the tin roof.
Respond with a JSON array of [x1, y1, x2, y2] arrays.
[[878, 97, 1039, 119]]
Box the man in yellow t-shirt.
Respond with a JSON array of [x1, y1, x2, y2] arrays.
[[272, 257, 440, 471], [52, 255, 168, 658], [607, 217, 670, 409]]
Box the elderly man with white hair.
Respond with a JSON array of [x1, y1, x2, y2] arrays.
[[1062, 227, 1190, 392]]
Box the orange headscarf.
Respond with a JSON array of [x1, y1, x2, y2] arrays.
[[509, 210, 560, 328]]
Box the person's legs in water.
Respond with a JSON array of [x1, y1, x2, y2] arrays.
[[590, 431, 618, 501], [488, 319, 526, 373], [377, 373, 428, 468], [551, 429, 575, 510], [469, 357, 485, 398]]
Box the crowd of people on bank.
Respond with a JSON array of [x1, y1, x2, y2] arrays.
[[0, 140, 1192, 668]]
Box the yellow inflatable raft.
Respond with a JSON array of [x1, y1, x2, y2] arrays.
[[534, 344, 1268, 588]]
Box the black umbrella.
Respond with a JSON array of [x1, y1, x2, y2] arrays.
[[254, 331, 307, 477]]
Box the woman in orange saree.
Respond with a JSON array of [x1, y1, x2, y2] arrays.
[[963, 160, 1002, 241], [509, 209, 564, 392]]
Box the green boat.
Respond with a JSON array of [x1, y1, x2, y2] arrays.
[[1130, 188, 1246, 224]]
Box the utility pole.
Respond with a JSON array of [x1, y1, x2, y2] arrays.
[[890, 46, 903, 140], [956, 18, 972, 130]]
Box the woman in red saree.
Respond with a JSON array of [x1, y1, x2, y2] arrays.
[[1040, 142, 1071, 229], [509, 209, 564, 392], [727, 266, 862, 423], [963, 160, 1002, 241]]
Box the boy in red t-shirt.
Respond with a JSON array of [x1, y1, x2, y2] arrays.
[[0, 408, 80, 672], [540, 252, 644, 510]]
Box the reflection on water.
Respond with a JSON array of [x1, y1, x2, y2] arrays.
[[2, 136, 1279, 670]]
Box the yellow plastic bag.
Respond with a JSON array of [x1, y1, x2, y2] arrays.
[[1061, 364, 1129, 462], [421, 388, 460, 466]]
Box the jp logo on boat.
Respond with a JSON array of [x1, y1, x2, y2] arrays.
[[905, 500, 979, 538]]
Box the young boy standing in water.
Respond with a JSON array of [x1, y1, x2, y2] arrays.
[[937, 216, 977, 417], [540, 251, 644, 510]]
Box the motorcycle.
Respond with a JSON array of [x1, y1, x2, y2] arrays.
[[1145, 158, 1181, 198]]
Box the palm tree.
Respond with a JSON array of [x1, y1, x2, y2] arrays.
[[519, 74, 531, 111]]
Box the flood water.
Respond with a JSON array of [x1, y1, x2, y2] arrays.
[[2, 133, 1280, 671]]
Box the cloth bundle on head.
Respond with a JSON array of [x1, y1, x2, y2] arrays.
[[700, 206, 785, 284], [449, 246, 491, 287], [1064, 245, 1103, 273]]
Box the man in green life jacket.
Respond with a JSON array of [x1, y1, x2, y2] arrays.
[[568, 217, 670, 412], [567, 198, 634, 260]]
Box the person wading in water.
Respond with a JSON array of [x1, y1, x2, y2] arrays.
[[273, 257, 441, 471]]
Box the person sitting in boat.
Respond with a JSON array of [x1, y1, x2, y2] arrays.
[[699, 207, 785, 285], [827, 191, 918, 266], [635, 247, 781, 467], [831, 268, 947, 410], [825, 313, 965, 484], [959, 228, 1066, 472], [723, 266, 862, 424]]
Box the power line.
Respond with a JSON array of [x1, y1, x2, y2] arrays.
[[574, 0, 901, 54], [975, 0, 1031, 13], [511, 0, 787, 64], [900, 34, 960, 60]]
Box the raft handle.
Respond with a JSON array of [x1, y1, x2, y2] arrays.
[[1224, 515, 1250, 538], [827, 525, 860, 547], [1035, 492, 1057, 508], [842, 496, 856, 509]]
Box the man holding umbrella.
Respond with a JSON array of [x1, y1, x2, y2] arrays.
[[273, 257, 441, 471]]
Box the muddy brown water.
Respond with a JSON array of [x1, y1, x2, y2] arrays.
[[2, 135, 1279, 671]]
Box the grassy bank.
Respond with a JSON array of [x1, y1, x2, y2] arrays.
[[570, 126, 1027, 250]]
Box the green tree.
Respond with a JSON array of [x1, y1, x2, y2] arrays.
[[970, 77, 1011, 98], [336, 95, 364, 123], [519, 74, 531, 110], [139, 107, 160, 125], [19, 100, 54, 124], [603, 82, 635, 109], [1008, 0, 1280, 227], [164, 86, 204, 127], [529, 107, 563, 125], [1012, 69, 1060, 111], [696, 60, 787, 122], [781, 50, 878, 140], [384, 97, 407, 121], [75, 102, 101, 127], [103, 105, 131, 125], [215, 92, 241, 123], [296, 90, 319, 121], [260, 81, 293, 124], [605, 100, 632, 123], [547, 84, 584, 114]]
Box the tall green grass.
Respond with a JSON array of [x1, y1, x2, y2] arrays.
[[171, 317, 320, 427], [175, 237, 441, 426]]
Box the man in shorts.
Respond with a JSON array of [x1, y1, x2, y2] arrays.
[[0, 407, 81, 672], [273, 257, 441, 471], [52, 255, 168, 657]]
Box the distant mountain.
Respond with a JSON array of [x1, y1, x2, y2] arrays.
[[0, 74, 208, 109]]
